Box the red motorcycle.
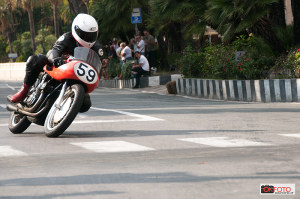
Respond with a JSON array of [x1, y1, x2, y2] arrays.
[[6, 47, 102, 137]]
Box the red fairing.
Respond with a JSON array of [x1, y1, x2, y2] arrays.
[[43, 60, 99, 94]]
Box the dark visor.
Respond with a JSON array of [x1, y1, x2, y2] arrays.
[[74, 25, 98, 43]]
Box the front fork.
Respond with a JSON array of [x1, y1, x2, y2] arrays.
[[54, 81, 67, 110]]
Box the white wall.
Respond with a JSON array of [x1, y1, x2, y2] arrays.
[[0, 62, 26, 81]]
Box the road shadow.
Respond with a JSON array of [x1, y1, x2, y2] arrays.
[[0, 172, 299, 188], [0, 190, 122, 199], [60, 129, 265, 138]]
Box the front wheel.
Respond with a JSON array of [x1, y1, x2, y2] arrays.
[[44, 84, 85, 137], [9, 112, 31, 134]]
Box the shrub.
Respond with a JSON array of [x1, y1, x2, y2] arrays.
[[179, 34, 276, 80], [120, 61, 134, 80], [107, 59, 121, 79], [272, 48, 300, 78], [178, 45, 204, 78], [203, 45, 235, 79]]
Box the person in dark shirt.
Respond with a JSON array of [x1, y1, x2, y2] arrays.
[[9, 13, 102, 104], [108, 45, 117, 60]]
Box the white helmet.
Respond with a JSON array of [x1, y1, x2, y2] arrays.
[[72, 13, 98, 48]]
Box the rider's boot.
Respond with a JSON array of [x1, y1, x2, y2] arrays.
[[10, 83, 30, 103], [8, 54, 48, 103]]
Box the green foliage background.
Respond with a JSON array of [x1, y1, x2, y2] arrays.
[[0, 0, 299, 80]]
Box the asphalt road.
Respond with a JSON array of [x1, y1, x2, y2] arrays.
[[0, 81, 299, 199]]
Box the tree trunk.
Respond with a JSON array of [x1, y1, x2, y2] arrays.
[[67, 0, 87, 15], [269, 0, 286, 27], [6, 32, 13, 54], [252, 18, 286, 54], [157, 33, 169, 70], [291, 0, 300, 44], [53, 3, 59, 38], [170, 23, 183, 53], [27, 8, 36, 54]]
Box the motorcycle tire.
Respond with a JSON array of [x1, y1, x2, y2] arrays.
[[79, 94, 91, 113], [44, 84, 85, 137], [9, 112, 32, 134]]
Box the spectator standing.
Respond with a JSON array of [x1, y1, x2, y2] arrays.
[[143, 30, 157, 70], [131, 51, 149, 88], [101, 59, 109, 80], [112, 38, 119, 51], [115, 44, 122, 61], [108, 45, 117, 60], [136, 35, 145, 55], [118, 42, 133, 80], [120, 42, 133, 62], [129, 38, 137, 57]]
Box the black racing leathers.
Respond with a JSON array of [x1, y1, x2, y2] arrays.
[[24, 32, 102, 85]]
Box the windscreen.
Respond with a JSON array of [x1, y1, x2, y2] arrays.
[[73, 47, 102, 74]]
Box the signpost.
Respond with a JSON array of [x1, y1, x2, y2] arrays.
[[131, 8, 142, 35], [8, 53, 18, 62], [235, 51, 246, 62]]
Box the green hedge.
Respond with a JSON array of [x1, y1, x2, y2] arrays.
[[178, 35, 278, 80]]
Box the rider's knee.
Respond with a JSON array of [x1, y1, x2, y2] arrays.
[[26, 54, 49, 71]]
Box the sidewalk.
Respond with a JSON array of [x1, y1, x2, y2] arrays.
[[129, 85, 168, 95], [99, 74, 181, 89]]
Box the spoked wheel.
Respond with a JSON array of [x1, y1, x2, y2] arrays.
[[9, 112, 31, 134], [44, 84, 85, 137]]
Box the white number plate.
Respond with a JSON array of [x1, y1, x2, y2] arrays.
[[74, 62, 98, 84]]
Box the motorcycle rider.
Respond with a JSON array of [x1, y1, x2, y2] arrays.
[[8, 13, 102, 112]]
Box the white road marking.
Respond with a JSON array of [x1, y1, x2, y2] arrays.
[[178, 137, 271, 148], [6, 83, 16, 91], [0, 104, 6, 109], [70, 141, 155, 153], [279, 134, 300, 138], [0, 107, 164, 127], [77, 113, 88, 118], [0, 146, 28, 157], [86, 107, 164, 122]]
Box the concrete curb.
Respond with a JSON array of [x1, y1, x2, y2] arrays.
[[99, 74, 181, 89], [176, 78, 300, 102]]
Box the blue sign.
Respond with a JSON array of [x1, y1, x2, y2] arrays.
[[131, 8, 142, 24], [131, 16, 142, 24]]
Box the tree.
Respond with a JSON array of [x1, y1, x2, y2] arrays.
[[148, 0, 207, 52], [49, 0, 61, 38], [0, 3, 12, 53], [18, 0, 38, 54], [67, 0, 87, 15], [269, 0, 286, 27], [291, 0, 300, 44], [0, 0, 18, 53], [90, 0, 148, 42], [204, 0, 286, 53], [147, 0, 207, 69]]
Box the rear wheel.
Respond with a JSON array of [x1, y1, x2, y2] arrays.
[[44, 84, 85, 137], [9, 112, 31, 134]]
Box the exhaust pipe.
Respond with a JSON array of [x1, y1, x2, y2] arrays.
[[6, 104, 18, 112], [6, 103, 48, 117]]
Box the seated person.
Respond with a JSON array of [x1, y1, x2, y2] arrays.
[[131, 51, 149, 88]]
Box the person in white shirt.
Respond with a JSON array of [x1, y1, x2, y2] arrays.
[[120, 42, 132, 61], [131, 51, 149, 88], [136, 35, 145, 55], [117, 42, 133, 79]]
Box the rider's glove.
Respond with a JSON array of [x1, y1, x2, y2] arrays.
[[53, 57, 64, 67]]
